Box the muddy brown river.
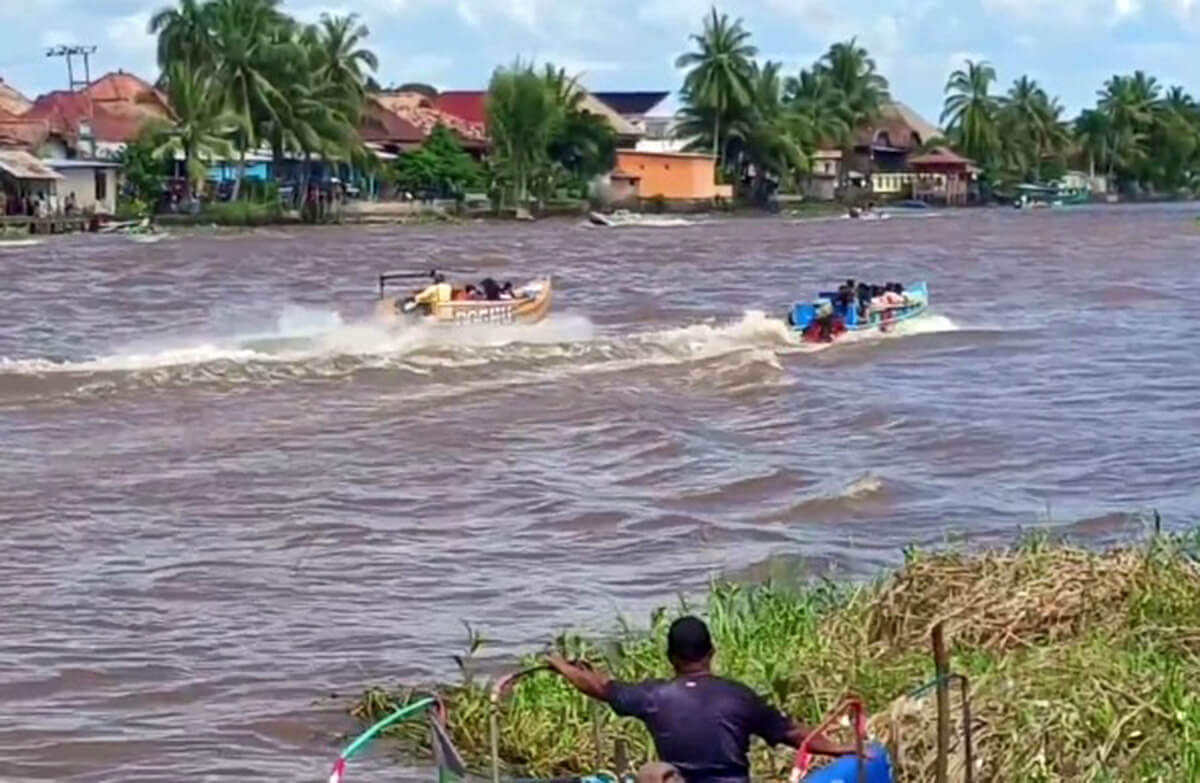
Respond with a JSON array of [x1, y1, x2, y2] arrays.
[[2, 205, 1199, 780]]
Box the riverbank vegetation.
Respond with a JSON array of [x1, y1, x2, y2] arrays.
[[352, 526, 1200, 781], [670, 8, 1200, 202]]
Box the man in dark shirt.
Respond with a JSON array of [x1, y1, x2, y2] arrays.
[[545, 616, 855, 783]]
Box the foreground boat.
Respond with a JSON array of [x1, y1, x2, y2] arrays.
[[374, 269, 553, 327], [788, 281, 929, 343]]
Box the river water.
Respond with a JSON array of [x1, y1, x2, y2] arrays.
[[2, 205, 1199, 780]]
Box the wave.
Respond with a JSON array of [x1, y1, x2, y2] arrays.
[[0, 307, 960, 397], [753, 472, 893, 524]]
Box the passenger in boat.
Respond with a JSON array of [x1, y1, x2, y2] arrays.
[[478, 277, 502, 300], [837, 279, 856, 311], [413, 273, 452, 312], [545, 616, 858, 783], [498, 281, 516, 300]]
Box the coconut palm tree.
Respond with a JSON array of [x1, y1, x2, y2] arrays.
[[206, 0, 297, 199], [151, 60, 238, 205], [1074, 109, 1115, 181], [998, 76, 1068, 181], [674, 7, 758, 164], [734, 61, 806, 203], [785, 68, 852, 153], [816, 39, 889, 130], [486, 60, 562, 207], [537, 64, 617, 192], [148, 0, 213, 71], [942, 60, 999, 167], [312, 13, 379, 101]]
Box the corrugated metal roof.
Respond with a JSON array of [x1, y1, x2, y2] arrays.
[[591, 92, 670, 116], [0, 149, 65, 180]]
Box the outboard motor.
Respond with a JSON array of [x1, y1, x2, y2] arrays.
[[789, 302, 816, 331]]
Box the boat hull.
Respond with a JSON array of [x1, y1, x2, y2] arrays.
[[376, 277, 552, 327], [788, 281, 929, 343]]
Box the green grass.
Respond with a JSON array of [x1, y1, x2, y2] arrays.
[[202, 200, 284, 226], [352, 528, 1200, 782]]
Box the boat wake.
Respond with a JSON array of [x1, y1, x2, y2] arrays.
[[0, 306, 961, 398]]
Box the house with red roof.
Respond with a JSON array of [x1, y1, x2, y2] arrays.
[[366, 84, 646, 157], [0, 70, 171, 160]]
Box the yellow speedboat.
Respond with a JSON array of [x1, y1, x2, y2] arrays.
[[374, 270, 553, 326]]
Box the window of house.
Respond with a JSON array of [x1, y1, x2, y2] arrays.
[[94, 169, 107, 201]]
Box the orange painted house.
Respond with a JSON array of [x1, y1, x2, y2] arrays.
[[613, 150, 732, 200]]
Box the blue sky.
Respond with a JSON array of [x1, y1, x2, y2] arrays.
[[3, 0, 1200, 126]]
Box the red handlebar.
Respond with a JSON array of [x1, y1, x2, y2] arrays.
[[789, 695, 868, 783]]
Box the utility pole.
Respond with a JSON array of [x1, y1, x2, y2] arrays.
[[46, 45, 98, 92]]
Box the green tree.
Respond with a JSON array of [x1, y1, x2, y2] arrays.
[[148, 0, 213, 71], [539, 65, 618, 192], [784, 68, 851, 151], [150, 60, 237, 205], [393, 125, 481, 199], [118, 132, 166, 208], [312, 13, 379, 101], [815, 38, 889, 131], [486, 60, 561, 207], [675, 7, 757, 165], [206, 0, 297, 199], [942, 60, 1000, 170]]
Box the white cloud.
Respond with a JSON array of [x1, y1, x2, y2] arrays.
[[41, 29, 76, 48], [388, 53, 455, 82], [105, 11, 158, 78]]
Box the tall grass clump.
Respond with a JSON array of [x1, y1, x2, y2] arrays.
[[353, 528, 1200, 782]]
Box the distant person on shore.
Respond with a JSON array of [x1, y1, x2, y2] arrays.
[[546, 616, 858, 783]]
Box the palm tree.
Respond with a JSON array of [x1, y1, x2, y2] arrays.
[[150, 60, 237, 205], [942, 60, 999, 167], [816, 39, 889, 127], [1074, 109, 1115, 180], [206, 0, 296, 199], [1096, 73, 1160, 188], [785, 68, 851, 153], [148, 0, 213, 71], [736, 61, 806, 203], [540, 65, 617, 189], [998, 76, 1065, 181], [486, 60, 561, 207], [674, 7, 757, 164], [814, 39, 889, 188], [313, 13, 379, 101]]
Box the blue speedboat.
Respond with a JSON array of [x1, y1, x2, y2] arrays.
[[787, 281, 929, 343]]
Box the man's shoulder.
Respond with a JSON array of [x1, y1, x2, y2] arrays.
[[704, 676, 771, 705]]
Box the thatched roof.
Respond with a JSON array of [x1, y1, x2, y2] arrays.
[[856, 101, 942, 151]]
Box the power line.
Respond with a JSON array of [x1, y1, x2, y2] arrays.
[[45, 44, 97, 92]]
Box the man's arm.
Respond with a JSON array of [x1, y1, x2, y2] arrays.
[[753, 693, 858, 758], [783, 723, 859, 757], [545, 655, 613, 702]]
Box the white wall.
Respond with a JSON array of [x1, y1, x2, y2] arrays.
[[54, 167, 117, 214]]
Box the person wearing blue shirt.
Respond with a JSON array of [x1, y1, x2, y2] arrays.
[[545, 616, 856, 783]]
